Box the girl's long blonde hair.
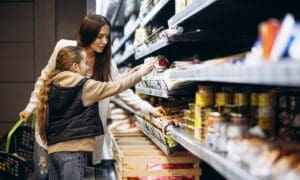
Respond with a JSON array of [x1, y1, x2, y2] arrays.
[[37, 46, 83, 143]]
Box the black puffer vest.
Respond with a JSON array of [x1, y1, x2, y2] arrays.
[[46, 78, 104, 145]]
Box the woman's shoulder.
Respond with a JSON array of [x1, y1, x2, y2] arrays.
[[55, 39, 77, 50]]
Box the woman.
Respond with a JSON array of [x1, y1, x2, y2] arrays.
[[19, 14, 165, 179], [37, 46, 154, 179]]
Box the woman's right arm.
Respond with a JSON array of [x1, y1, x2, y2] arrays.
[[19, 39, 76, 121]]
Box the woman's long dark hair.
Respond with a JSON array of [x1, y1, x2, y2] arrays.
[[78, 14, 112, 82]]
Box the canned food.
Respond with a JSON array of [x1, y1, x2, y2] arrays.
[[250, 93, 258, 106], [189, 103, 195, 112], [194, 85, 214, 141], [222, 104, 237, 114], [205, 112, 227, 139], [230, 112, 247, 125], [289, 96, 300, 111], [195, 85, 214, 106], [278, 95, 288, 109], [194, 106, 214, 141], [258, 93, 274, 107], [215, 92, 232, 107], [233, 93, 249, 107]]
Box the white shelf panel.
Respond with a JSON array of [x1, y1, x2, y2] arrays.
[[165, 61, 300, 87], [135, 87, 169, 98]]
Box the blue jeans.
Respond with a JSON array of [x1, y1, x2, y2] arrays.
[[48, 152, 87, 180], [34, 141, 49, 180]]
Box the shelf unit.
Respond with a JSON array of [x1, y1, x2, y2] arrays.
[[112, 19, 141, 55], [168, 0, 217, 28], [135, 87, 169, 98], [112, 0, 173, 64], [140, 0, 171, 27], [135, 115, 175, 155], [164, 60, 300, 87], [115, 48, 135, 65], [170, 127, 270, 180], [110, 0, 300, 179]]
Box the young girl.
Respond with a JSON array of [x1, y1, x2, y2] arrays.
[[37, 46, 154, 180], [19, 14, 165, 179]]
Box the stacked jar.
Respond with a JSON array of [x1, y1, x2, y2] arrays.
[[194, 85, 214, 141], [257, 92, 276, 136]]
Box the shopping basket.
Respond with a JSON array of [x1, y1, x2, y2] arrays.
[[0, 118, 34, 179]]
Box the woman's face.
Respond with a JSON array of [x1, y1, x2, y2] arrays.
[[90, 24, 110, 53]]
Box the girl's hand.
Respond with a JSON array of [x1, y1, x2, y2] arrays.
[[138, 63, 155, 76], [19, 110, 31, 122], [127, 65, 142, 74]]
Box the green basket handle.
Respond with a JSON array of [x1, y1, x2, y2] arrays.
[[5, 116, 35, 153], [5, 119, 24, 153]]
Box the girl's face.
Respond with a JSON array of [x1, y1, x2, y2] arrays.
[[76, 52, 89, 76], [90, 24, 110, 53]]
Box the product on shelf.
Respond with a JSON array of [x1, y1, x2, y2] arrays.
[[108, 103, 138, 132], [194, 85, 214, 141]]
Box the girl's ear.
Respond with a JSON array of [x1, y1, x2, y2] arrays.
[[71, 63, 79, 73]]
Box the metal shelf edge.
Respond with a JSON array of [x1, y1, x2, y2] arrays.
[[112, 19, 141, 55], [116, 49, 135, 65], [165, 61, 300, 87], [135, 38, 170, 60], [140, 0, 171, 27], [135, 117, 171, 155], [168, 0, 217, 28], [135, 87, 169, 98], [169, 127, 265, 180]]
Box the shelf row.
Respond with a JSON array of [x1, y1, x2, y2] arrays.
[[134, 60, 300, 98], [111, 96, 270, 180], [165, 60, 300, 86], [169, 127, 269, 180], [112, 0, 172, 56]]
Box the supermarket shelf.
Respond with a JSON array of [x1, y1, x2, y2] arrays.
[[134, 30, 243, 61], [135, 87, 169, 98], [135, 38, 170, 60], [115, 48, 135, 65], [135, 116, 174, 155], [111, 97, 136, 115], [168, 0, 217, 28], [112, 19, 141, 55], [165, 61, 300, 87], [140, 0, 171, 27], [135, 82, 198, 98], [170, 127, 268, 180]]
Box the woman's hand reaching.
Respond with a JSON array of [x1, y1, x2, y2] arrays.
[[150, 106, 167, 117]]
